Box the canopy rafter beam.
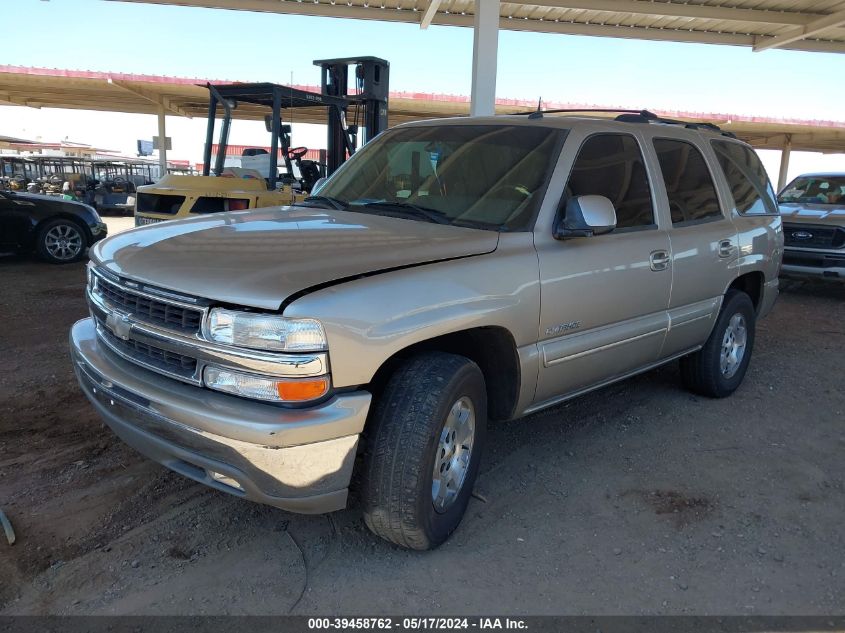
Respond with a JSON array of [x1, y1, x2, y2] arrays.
[[420, 0, 442, 29], [754, 4, 845, 51], [110, 79, 192, 117], [0, 91, 40, 108], [522, 0, 820, 26]]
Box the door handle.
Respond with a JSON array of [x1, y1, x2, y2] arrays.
[[649, 250, 670, 272], [718, 239, 735, 258]]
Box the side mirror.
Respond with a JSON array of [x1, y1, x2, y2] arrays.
[[311, 177, 328, 194], [554, 195, 617, 240]]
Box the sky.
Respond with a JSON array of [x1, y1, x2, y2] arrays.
[[2, 0, 845, 185]]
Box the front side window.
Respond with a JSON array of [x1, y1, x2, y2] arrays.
[[712, 141, 778, 215], [778, 174, 845, 205], [313, 125, 565, 231], [653, 138, 723, 225], [562, 134, 655, 230]]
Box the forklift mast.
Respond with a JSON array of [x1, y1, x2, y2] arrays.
[[314, 57, 390, 175]]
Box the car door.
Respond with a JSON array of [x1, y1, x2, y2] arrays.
[[647, 135, 738, 357], [532, 131, 672, 407], [0, 192, 36, 249]]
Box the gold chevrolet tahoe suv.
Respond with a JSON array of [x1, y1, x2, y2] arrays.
[[70, 114, 783, 550]]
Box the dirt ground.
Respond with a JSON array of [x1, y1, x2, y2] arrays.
[[1, 229, 843, 615]]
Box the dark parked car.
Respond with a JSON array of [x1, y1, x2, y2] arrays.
[[0, 190, 107, 264]]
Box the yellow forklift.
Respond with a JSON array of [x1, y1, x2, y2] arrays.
[[134, 57, 389, 226]]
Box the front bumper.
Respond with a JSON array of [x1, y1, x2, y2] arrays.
[[70, 318, 372, 513], [781, 248, 845, 280], [90, 222, 108, 243]]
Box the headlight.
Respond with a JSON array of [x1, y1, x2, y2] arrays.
[[204, 366, 329, 403], [205, 308, 327, 352]]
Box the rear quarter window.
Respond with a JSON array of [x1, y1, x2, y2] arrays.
[[711, 141, 778, 215]]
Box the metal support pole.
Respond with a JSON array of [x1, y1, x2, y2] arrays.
[[157, 107, 168, 176], [202, 93, 216, 176], [470, 0, 500, 117], [269, 88, 281, 190], [777, 135, 792, 191]]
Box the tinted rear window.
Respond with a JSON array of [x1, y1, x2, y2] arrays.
[[653, 139, 723, 225], [711, 141, 777, 215]]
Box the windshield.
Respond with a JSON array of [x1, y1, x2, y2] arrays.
[[778, 175, 845, 205], [310, 124, 565, 231]]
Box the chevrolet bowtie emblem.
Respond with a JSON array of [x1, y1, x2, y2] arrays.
[[106, 312, 133, 341]]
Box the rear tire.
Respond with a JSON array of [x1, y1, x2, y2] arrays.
[[680, 289, 756, 398], [35, 218, 87, 264], [362, 352, 487, 550]]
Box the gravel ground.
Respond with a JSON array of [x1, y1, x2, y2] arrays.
[[0, 242, 842, 615]]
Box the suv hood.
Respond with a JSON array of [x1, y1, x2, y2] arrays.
[[779, 202, 845, 226], [92, 206, 499, 310]]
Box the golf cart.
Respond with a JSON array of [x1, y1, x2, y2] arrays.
[[91, 159, 160, 215]]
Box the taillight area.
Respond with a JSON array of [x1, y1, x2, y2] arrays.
[[225, 199, 250, 211]]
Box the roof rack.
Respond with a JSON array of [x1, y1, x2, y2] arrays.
[[511, 106, 737, 138], [611, 110, 737, 137], [511, 107, 658, 120]]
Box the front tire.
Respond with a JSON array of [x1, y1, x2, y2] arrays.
[[362, 352, 487, 550], [680, 289, 756, 398], [36, 219, 87, 264]]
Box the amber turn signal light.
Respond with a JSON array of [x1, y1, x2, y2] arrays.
[[276, 377, 330, 402]]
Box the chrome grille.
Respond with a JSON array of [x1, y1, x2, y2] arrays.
[[95, 274, 203, 334], [783, 223, 845, 250], [97, 319, 198, 380]]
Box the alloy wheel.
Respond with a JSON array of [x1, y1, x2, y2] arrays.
[[44, 224, 83, 261]]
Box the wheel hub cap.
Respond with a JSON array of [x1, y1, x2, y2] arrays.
[[45, 225, 83, 260], [720, 313, 747, 379], [432, 396, 475, 513]]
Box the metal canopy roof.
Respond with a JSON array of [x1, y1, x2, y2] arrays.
[[1, 65, 844, 153], [211, 83, 349, 109], [109, 0, 845, 54]]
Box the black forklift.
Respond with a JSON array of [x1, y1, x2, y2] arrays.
[[201, 56, 389, 193], [136, 56, 389, 224]]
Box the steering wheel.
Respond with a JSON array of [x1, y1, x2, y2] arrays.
[[287, 146, 308, 160], [11, 173, 26, 185], [49, 174, 63, 185], [113, 176, 127, 184]]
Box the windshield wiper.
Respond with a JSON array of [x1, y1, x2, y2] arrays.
[[356, 201, 451, 225], [299, 195, 349, 210]]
